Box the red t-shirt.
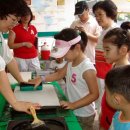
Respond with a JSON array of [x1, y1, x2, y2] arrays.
[[13, 24, 38, 59], [95, 50, 112, 79], [100, 92, 116, 129]]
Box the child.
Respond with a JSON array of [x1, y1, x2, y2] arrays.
[[8, 6, 41, 72], [34, 28, 99, 130], [105, 65, 130, 130], [100, 27, 130, 130], [49, 57, 67, 94]]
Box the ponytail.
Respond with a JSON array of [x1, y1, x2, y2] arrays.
[[79, 31, 88, 52]]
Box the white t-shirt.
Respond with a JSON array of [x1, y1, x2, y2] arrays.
[[66, 58, 96, 117], [96, 22, 118, 52], [0, 33, 13, 65], [70, 15, 101, 64]]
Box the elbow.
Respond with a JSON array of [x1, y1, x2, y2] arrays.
[[95, 93, 99, 100], [95, 89, 99, 100], [92, 92, 99, 101], [8, 44, 14, 49]]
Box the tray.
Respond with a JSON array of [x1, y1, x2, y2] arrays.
[[7, 118, 68, 130]]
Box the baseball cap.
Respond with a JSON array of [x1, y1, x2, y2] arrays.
[[74, 1, 89, 15], [51, 36, 81, 58]]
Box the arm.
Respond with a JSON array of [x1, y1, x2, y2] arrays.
[[6, 58, 24, 83], [30, 63, 68, 87], [45, 67, 66, 81], [61, 69, 99, 110], [0, 70, 40, 113], [76, 26, 99, 43], [87, 24, 101, 43], [8, 30, 24, 49], [8, 30, 33, 49], [5, 56, 43, 88], [76, 69, 99, 108], [86, 33, 98, 43], [0, 70, 17, 106]]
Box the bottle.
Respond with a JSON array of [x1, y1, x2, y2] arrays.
[[41, 42, 50, 60], [32, 71, 36, 79]]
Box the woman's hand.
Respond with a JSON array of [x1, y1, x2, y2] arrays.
[[12, 101, 41, 114]]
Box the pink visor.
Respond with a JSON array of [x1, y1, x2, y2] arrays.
[[51, 36, 81, 58]]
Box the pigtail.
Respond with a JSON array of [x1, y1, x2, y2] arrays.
[[120, 22, 130, 50], [120, 21, 130, 31]]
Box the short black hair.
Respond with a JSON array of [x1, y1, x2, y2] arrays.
[[0, 0, 28, 19], [54, 28, 88, 52], [93, 0, 117, 21], [105, 65, 130, 102], [74, 1, 89, 15], [103, 28, 130, 51]]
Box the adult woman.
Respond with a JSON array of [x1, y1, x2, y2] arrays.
[[0, 0, 40, 114], [93, 1, 118, 129], [8, 6, 40, 72]]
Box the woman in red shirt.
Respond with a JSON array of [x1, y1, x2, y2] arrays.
[[8, 6, 41, 72]]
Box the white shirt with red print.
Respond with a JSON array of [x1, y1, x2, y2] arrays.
[[66, 58, 96, 117]]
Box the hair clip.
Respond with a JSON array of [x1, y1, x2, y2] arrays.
[[52, 46, 58, 52], [122, 31, 127, 42]]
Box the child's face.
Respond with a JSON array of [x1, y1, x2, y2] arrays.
[[64, 49, 75, 61], [105, 86, 117, 109], [78, 9, 89, 23], [64, 45, 80, 61], [21, 14, 31, 24], [103, 42, 119, 64]]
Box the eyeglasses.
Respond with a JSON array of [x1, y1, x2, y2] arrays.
[[8, 15, 19, 23]]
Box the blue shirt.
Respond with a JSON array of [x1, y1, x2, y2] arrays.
[[109, 111, 130, 130]]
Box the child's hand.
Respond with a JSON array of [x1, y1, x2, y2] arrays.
[[28, 76, 42, 89], [23, 42, 33, 48], [12, 101, 41, 114], [60, 101, 75, 110]]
